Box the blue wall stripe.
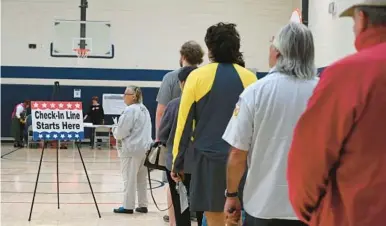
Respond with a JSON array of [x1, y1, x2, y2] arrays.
[[1, 66, 327, 139], [1, 66, 170, 81], [1, 66, 326, 81]]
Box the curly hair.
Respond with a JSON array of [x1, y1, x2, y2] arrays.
[[236, 56, 245, 67], [180, 41, 204, 65], [205, 22, 244, 64]]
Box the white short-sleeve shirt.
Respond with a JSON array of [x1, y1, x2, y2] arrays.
[[223, 69, 319, 219]]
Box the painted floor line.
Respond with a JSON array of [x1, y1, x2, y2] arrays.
[[1, 201, 168, 205], [1, 173, 122, 176], [1, 147, 23, 158]]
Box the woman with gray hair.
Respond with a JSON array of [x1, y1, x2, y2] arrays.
[[222, 22, 318, 226], [112, 85, 152, 214]]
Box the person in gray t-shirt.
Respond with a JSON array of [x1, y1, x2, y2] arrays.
[[155, 40, 204, 224], [156, 69, 182, 108], [155, 41, 205, 139]]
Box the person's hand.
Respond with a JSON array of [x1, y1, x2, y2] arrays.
[[152, 140, 161, 147], [171, 171, 184, 183], [224, 197, 242, 225], [112, 117, 118, 125]]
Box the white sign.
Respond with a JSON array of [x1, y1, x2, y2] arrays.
[[74, 89, 81, 98], [103, 94, 126, 115], [31, 101, 84, 141]]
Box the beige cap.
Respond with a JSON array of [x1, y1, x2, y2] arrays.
[[340, 0, 386, 17]]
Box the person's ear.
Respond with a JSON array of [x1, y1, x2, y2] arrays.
[[275, 49, 281, 59], [179, 56, 184, 67], [358, 10, 368, 30], [354, 9, 368, 35], [271, 47, 280, 60]]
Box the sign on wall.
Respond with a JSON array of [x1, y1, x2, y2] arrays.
[[31, 101, 84, 141], [102, 94, 126, 115]]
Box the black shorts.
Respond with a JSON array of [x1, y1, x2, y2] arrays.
[[189, 152, 227, 212]]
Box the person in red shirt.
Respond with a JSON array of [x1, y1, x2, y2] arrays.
[[287, 1, 386, 226]]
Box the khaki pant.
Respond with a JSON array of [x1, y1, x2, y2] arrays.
[[120, 156, 148, 209]]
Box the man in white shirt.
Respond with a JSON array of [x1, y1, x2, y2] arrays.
[[222, 22, 319, 226]]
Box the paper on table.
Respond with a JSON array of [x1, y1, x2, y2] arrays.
[[112, 117, 118, 125]]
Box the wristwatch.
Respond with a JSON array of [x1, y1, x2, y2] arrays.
[[225, 189, 238, 198]]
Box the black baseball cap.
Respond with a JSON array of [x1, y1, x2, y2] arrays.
[[178, 66, 198, 82]]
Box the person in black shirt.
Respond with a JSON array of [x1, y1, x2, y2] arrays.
[[84, 96, 105, 148]]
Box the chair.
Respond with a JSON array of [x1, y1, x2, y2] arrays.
[[93, 126, 111, 148], [27, 125, 40, 148]]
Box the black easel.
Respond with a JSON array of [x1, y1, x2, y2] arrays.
[[28, 81, 101, 221]]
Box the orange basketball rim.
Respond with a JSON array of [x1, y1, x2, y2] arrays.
[[73, 48, 90, 58]]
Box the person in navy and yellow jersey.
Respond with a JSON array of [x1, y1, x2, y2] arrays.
[[170, 22, 257, 226]]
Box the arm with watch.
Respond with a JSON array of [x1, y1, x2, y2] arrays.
[[222, 95, 254, 224], [224, 147, 248, 225]]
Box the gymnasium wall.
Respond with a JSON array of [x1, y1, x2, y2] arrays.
[[2, 0, 306, 139], [308, 0, 356, 68], [2, 0, 301, 70]]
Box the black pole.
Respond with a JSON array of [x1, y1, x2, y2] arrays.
[[51, 81, 60, 101], [28, 141, 46, 221], [302, 0, 309, 26], [79, 0, 88, 49], [29, 82, 60, 221], [76, 141, 101, 218], [56, 143, 60, 209]]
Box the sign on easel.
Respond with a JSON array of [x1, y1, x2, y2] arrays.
[[31, 101, 84, 141], [28, 101, 101, 221]]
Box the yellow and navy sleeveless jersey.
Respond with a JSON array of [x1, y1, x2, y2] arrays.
[[172, 63, 257, 170]]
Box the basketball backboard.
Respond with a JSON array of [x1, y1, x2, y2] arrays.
[[50, 19, 114, 59]]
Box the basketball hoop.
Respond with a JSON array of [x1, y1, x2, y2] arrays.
[[73, 48, 90, 66]]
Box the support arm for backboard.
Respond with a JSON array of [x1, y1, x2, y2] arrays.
[[79, 0, 88, 49], [302, 0, 309, 26]]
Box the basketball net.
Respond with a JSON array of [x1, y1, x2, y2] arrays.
[[73, 48, 90, 66], [271, 9, 303, 46], [290, 9, 302, 23]]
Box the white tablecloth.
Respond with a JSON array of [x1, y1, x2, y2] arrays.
[[84, 123, 114, 128]]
